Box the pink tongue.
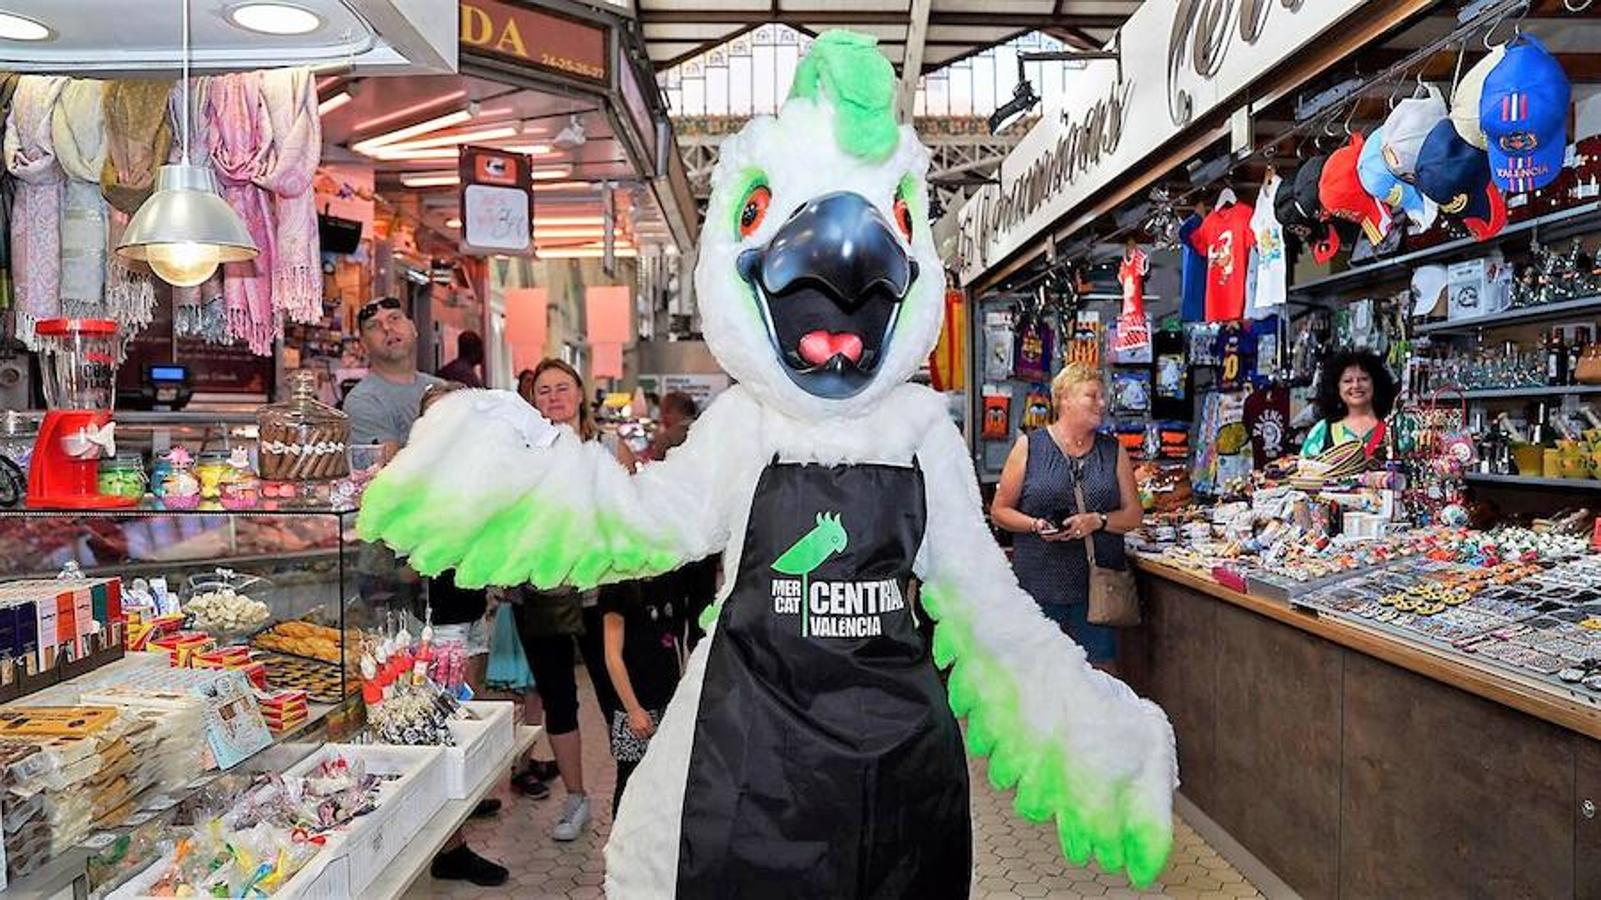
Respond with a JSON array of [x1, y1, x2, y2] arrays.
[[798, 330, 864, 366]]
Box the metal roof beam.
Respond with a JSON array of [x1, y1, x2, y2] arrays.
[[897, 0, 932, 122], [640, 10, 1125, 27]]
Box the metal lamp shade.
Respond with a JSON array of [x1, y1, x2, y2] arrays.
[[116, 164, 259, 264]]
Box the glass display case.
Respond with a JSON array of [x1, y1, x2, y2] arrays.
[[0, 504, 417, 896]]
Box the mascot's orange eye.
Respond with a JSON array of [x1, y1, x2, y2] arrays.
[[739, 185, 771, 238], [893, 197, 914, 240]]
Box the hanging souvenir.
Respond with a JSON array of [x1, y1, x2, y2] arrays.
[[1113, 371, 1151, 413], [983, 310, 1014, 382], [982, 394, 1012, 439], [1065, 314, 1103, 368], [1114, 241, 1151, 355], [928, 288, 967, 393], [1012, 315, 1053, 381], [1020, 388, 1052, 430]]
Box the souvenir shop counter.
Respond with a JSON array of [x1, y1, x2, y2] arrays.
[[1124, 557, 1601, 898]]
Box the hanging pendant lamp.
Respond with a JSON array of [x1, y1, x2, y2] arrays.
[[116, 0, 257, 287]]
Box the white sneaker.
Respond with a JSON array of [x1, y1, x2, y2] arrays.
[[552, 792, 591, 841]]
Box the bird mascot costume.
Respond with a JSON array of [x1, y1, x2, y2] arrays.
[[359, 30, 1177, 899]]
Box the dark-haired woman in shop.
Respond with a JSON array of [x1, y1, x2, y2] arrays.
[[1301, 349, 1398, 458]]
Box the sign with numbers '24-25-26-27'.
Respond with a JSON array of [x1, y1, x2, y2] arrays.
[[459, 145, 533, 256]]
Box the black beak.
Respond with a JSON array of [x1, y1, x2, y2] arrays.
[[739, 191, 917, 308], [736, 191, 918, 400]]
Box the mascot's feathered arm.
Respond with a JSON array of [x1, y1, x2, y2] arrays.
[[356, 387, 750, 589], [913, 410, 1178, 886]]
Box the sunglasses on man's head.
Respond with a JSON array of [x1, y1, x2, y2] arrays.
[[357, 297, 403, 328]]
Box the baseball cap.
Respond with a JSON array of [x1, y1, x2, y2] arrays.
[[1359, 122, 1437, 230], [1452, 43, 1506, 149], [1411, 265, 1450, 317], [1480, 34, 1571, 193], [1320, 133, 1392, 246], [1382, 84, 1447, 177], [1291, 156, 1343, 263], [1414, 119, 1508, 240]]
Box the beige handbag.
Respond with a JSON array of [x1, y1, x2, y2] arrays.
[[1074, 481, 1141, 627]]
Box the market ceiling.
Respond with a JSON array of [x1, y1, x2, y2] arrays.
[[635, 0, 1139, 72], [0, 0, 456, 75]]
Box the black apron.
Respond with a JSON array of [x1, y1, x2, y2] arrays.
[[677, 459, 971, 899]]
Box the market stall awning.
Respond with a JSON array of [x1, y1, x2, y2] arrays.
[[0, 0, 457, 75], [636, 0, 1138, 72]]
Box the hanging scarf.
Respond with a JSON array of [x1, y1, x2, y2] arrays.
[[207, 72, 276, 355], [102, 79, 171, 328], [168, 77, 228, 343], [260, 67, 320, 326], [0, 73, 21, 313], [52, 79, 111, 321], [4, 75, 67, 347]]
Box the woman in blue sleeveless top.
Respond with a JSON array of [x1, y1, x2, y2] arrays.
[[990, 363, 1144, 670]]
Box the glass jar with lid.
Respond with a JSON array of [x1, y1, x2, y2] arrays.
[[96, 452, 146, 502], [257, 370, 350, 490]]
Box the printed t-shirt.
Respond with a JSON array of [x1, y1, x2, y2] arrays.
[[1243, 386, 1291, 468], [1249, 176, 1289, 315], [1189, 202, 1256, 322], [1178, 213, 1207, 322]]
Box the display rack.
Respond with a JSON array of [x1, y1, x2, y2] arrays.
[[1291, 201, 1601, 300], [1459, 385, 1601, 399], [1463, 473, 1601, 491], [1416, 294, 1601, 335]]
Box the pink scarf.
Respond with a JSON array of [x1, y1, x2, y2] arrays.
[[260, 68, 320, 326], [206, 72, 276, 355], [4, 75, 66, 347]]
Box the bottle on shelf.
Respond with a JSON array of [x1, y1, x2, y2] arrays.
[[1570, 327, 1590, 386], [1530, 399, 1552, 446], [1547, 327, 1569, 386]]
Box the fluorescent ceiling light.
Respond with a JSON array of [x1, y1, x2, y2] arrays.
[[370, 147, 460, 161], [0, 11, 52, 41], [531, 166, 573, 181], [373, 124, 520, 153], [317, 91, 351, 116], [535, 216, 605, 227], [352, 90, 467, 132], [352, 110, 472, 153], [445, 217, 462, 229], [228, 3, 323, 36], [400, 172, 459, 188], [538, 247, 639, 259], [535, 226, 606, 239], [533, 181, 593, 193], [504, 143, 554, 156]]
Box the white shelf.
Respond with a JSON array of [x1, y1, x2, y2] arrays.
[[362, 724, 544, 898]]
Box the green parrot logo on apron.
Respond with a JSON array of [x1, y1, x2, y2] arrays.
[[771, 512, 847, 637]]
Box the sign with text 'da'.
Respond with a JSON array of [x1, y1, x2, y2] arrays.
[[459, 145, 533, 256]]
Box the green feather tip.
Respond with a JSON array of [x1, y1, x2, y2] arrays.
[[786, 29, 899, 162]]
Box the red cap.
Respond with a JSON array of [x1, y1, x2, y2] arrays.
[[1319, 134, 1392, 246], [1463, 182, 1509, 240], [1312, 224, 1341, 264], [34, 318, 118, 337]]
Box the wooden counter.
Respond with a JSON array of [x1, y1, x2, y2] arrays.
[[1125, 560, 1601, 899]]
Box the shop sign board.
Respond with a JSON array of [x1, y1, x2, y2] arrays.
[[459, 145, 534, 255], [955, 0, 1372, 285], [459, 0, 609, 84]]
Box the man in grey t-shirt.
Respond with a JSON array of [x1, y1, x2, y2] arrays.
[[344, 296, 443, 457], [345, 297, 510, 887]]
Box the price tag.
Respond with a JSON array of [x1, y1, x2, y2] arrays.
[[463, 184, 532, 253]]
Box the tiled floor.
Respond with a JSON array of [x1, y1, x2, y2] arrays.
[[407, 672, 1264, 899]]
